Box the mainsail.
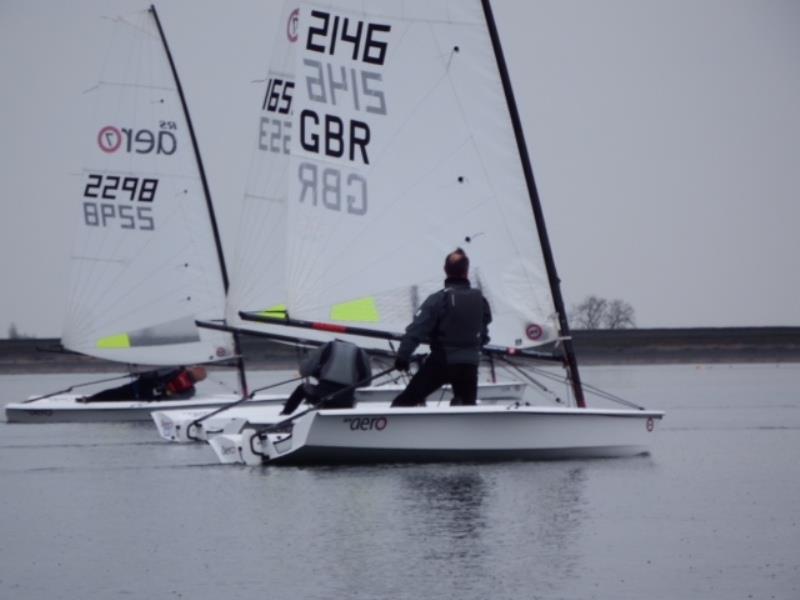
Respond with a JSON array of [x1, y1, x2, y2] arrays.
[[232, 1, 562, 353], [62, 8, 233, 365], [225, 3, 298, 337]]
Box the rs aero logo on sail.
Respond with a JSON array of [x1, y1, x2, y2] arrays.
[[97, 121, 178, 155]]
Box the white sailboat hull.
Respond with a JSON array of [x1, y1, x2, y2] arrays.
[[4, 380, 526, 425], [3, 393, 283, 424], [214, 406, 664, 466], [152, 380, 527, 442]]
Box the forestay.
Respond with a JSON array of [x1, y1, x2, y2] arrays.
[[62, 9, 233, 365], [233, 1, 560, 351]]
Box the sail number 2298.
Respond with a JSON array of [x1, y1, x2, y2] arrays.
[[82, 173, 157, 230]]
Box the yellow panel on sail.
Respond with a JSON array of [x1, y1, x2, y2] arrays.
[[330, 297, 380, 322], [96, 333, 131, 349], [258, 304, 288, 320]]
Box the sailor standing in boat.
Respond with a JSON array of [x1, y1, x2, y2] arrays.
[[280, 340, 372, 415], [391, 248, 492, 407]]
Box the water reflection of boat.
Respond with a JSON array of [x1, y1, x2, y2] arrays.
[[391, 464, 588, 594]]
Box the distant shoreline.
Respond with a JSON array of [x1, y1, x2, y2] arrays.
[[1, 327, 798, 374]]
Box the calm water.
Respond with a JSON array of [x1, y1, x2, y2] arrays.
[[1, 364, 798, 600]]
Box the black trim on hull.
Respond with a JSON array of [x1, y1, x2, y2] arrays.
[[268, 445, 650, 466]]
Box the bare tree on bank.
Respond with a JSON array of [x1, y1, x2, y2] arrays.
[[570, 296, 636, 329], [6, 323, 32, 339], [570, 296, 608, 329], [604, 299, 636, 329]]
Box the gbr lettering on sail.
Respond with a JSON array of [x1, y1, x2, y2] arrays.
[[267, 8, 390, 218]]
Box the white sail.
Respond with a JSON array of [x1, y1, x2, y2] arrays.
[[276, 1, 559, 349], [226, 3, 297, 334], [62, 10, 234, 365], [226, 4, 371, 349]]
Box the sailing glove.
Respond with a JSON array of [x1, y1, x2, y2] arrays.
[[394, 357, 410, 372]]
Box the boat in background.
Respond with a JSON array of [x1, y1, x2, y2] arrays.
[[4, 5, 247, 423], [199, 0, 663, 465]]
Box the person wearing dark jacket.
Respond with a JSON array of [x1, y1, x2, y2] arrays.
[[391, 248, 491, 407], [79, 366, 207, 402], [280, 339, 372, 415]]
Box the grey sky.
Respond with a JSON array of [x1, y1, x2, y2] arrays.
[[1, 0, 798, 337]]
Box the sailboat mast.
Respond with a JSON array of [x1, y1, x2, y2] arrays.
[[480, 0, 586, 408], [149, 4, 248, 396]]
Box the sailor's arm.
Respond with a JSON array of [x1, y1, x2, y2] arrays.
[[481, 297, 492, 346], [396, 292, 442, 361]]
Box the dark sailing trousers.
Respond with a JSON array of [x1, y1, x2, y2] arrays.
[[391, 353, 478, 407], [81, 375, 194, 403]]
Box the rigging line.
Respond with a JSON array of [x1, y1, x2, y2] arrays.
[[579, 382, 644, 410], [519, 362, 643, 410], [185, 374, 307, 441], [24, 373, 136, 403], [497, 356, 562, 403]]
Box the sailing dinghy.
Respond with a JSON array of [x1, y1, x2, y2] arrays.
[[147, 0, 530, 439], [5, 6, 249, 423], [200, 0, 663, 465]]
